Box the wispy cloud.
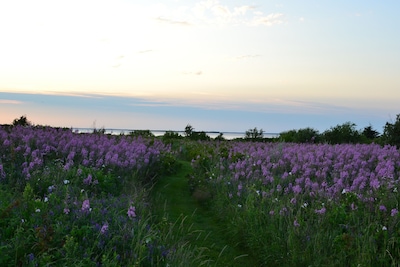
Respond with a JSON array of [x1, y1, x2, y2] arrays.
[[182, 71, 203, 75], [191, 1, 283, 27], [0, 99, 24, 105], [138, 50, 153, 54], [248, 13, 284, 26], [155, 17, 192, 26], [111, 55, 125, 68], [40, 91, 105, 99], [154, 1, 284, 28]]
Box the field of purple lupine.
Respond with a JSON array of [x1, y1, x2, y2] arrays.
[[189, 141, 400, 265], [1, 125, 399, 266]]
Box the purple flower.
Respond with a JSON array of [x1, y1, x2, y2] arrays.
[[238, 183, 243, 191], [100, 222, 109, 235], [269, 210, 275, 216], [82, 199, 91, 212], [64, 208, 70, 214], [294, 219, 300, 227], [83, 174, 93, 185], [27, 253, 35, 263], [315, 207, 326, 215], [127, 206, 136, 218], [370, 179, 380, 190], [279, 207, 288, 216], [391, 208, 398, 217], [292, 185, 302, 194], [379, 205, 387, 212]]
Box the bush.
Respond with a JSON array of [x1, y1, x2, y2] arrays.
[[382, 114, 400, 147], [280, 128, 320, 143], [245, 127, 264, 141], [322, 122, 362, 144], [12, 116, 31, 127]]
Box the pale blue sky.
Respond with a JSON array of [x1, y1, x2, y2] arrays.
[[1, 0, 399, 133]]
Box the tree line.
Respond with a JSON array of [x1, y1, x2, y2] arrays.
[[5, 114, 400, 147]]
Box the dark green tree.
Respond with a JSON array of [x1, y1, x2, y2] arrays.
[[12, 115, 31, 126], [245, 127, 264, 141], [184, 124, 194, 137], [322, 122, 361, 144], [296, 127, 320, 143], [190, 131, 211, 141], [280, 128, 320, 143], [382, 114, 400, 147], [362, 125, 380, 140], [279, 130, 297, 142], [214, 133, 225, 141]]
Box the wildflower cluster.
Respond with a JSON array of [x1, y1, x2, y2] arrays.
[[189, 141, 400, 265], [0, 125, 181, 266]]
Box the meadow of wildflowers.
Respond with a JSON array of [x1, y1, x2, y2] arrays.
[[2, 124, 400, 266], [0, 125, 202, 266], [189, 142, 400, 266]]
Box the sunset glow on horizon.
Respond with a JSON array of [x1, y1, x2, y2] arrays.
[[1, 0, 399, 133]]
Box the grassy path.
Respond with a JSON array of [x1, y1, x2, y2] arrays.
[[151, 161, 256, 266]]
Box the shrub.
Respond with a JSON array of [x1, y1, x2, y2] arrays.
[[382, 114, 400, 147], [322, 122, 362, 144]]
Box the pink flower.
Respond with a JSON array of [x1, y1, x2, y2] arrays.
[[127, 206, 136, 218], [269, 210, 275, 216], [391, 208, 398, 217], [315, 207, 326, 215], [100, 222, 109, 235], [83, 174, 92, 185], [81, 199, 91, 212]]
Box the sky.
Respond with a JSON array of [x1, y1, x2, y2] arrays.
[[1, 0, 399, 134]]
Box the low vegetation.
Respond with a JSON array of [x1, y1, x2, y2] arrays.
[[0, 115, 399, 266]]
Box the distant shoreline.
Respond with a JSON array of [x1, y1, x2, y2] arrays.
[[72, 128, 280, 140]]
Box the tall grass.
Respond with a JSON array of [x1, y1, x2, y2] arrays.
[[2, 125, 399, 266], [0, 126, 204, 266], [188, 141, 400, 266]]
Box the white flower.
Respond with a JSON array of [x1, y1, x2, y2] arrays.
[[382, 226, 387, 231], [63, 179, 70, 185], [301, 202, 309, 208], [81, 189, 85, 193], [342, 189, 347, 194], [256, 190, 260, 196], [35, 208, 41, 213], [238, 204, 242, 208], [44, 197, 49, 203], [21, 219, 25, 223], [394, 187, 398, 193]]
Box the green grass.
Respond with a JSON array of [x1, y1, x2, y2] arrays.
[[151, 160, 257, 266]]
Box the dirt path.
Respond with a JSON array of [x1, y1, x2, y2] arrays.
[[151, 161, 256, 266]]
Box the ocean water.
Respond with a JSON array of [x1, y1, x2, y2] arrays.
[[73, 128, 279, 140]]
